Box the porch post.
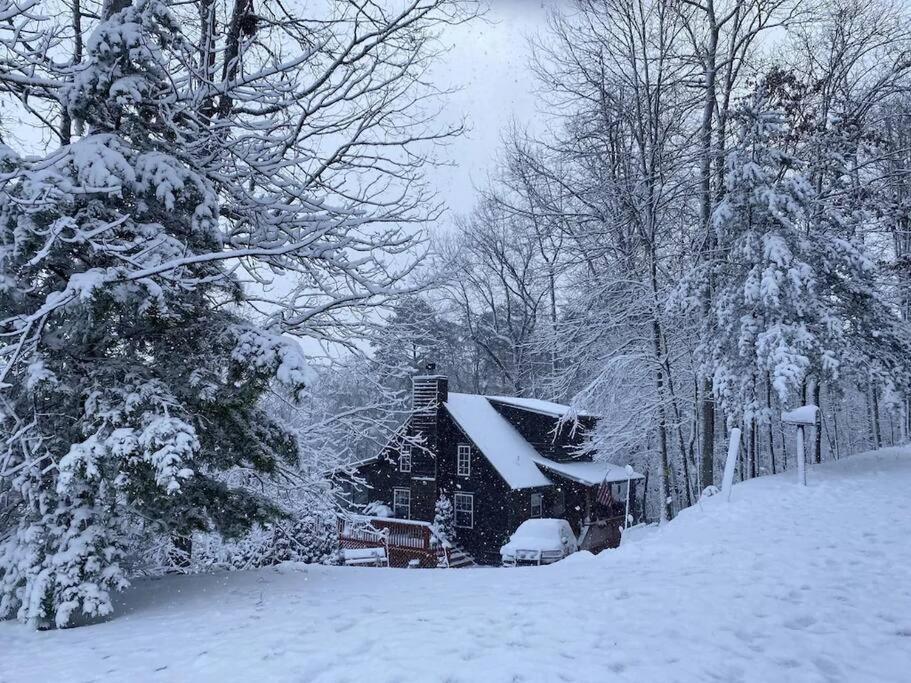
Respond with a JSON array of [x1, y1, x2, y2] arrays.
[[624, 477, 630, 530]]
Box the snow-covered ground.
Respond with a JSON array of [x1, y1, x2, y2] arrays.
[[3, 447, 911, 682]]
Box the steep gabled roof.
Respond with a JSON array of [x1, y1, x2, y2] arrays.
[[338, 389, 642, 491], [446, 393, 642, 491], [444, 393, 553, 490]]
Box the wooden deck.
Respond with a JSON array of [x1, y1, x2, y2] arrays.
[[578, 514, 626, 553], [338, 515, 452, 568]]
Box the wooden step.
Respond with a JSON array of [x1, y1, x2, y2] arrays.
[[441, 548, 476, 568]]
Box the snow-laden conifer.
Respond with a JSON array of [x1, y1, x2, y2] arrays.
[[680, 78, 911, 423], [0, 0, 306, 628], [432, 494, 456, 547]]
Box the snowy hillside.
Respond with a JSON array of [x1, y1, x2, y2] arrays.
[[3, 448, 911, 682]]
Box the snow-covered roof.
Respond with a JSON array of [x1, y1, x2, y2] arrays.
[[486, 395, 595, 419], [445, 393, 641, 491], [337, 391, 637, 491], [531, 458, 644, 485], [444, 393, 553, 490]]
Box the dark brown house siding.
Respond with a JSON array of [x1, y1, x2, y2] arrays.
[[358, 408, 555, 564], [350, 379, 626, 565]]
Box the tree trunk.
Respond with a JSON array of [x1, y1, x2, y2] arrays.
[[779, 418, 787, 471], [660, 334, 693, 507], [749, 418, 757, 478], [701, 380, 715, 488], [102, 0, 132, 18], [640, 467, 650, 523], [169, 534, 193, 572], [653, 345, 672, 523], [870, 382, 882, 449], [766, 376, 776, 474], [813, 381, 822, 464], [60, 0, 85, 144], [696, 17, 720, 492], [832, 407, 841, 460], [738, 422, 745, 481], [218, 0, 256, 117]]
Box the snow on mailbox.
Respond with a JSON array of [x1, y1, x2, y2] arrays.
[[781, 405, 820, 486]]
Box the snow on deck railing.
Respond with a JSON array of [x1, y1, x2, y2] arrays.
[[339, 515, 451, 560], [348, 514, 433, 528]]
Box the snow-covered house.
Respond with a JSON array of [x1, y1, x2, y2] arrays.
[[348, 374, 643, 565]]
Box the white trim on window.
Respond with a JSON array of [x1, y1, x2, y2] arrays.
[[393, 487, 411, 520], [457, 444, 471, 477], [399, 444, 412, 473], [530, 492, 543, 518], [454, 492, 474, 529]]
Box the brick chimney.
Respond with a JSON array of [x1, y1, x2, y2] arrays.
[[412, 366, 448, 417], [410, 368, 446, 479]]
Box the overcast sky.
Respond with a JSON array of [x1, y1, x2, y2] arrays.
[[425, 0, 560, 224], [0, 1, 558, 227]]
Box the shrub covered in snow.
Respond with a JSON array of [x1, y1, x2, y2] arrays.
[[363, 501, 393, 518], [190, 513, 342, 572], [432, 495, 456, 547]]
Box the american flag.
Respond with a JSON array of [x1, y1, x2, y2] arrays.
[[597, 478, 614, 507]]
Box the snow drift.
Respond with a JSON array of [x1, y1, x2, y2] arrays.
[[2, 448, 910, 682]]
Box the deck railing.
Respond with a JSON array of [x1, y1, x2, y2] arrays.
[[338, 515, 450, 568]]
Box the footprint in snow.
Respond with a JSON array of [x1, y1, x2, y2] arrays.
[[784, 615, 817, 630], [813, 656, 842, 678]]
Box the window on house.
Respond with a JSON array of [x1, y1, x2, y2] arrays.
[[454, 493, 474, 528], [457, 444, 471, 477], [393, 488, 411, 519], [530, 492, 544, 518], [399, 444, 412, 473]]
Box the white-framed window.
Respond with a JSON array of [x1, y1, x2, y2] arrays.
[[399, 444, 412, 473], [454, 492, 474, 529], [457, 444, 471, 477], [393, 487, 411, 519], [530, 492, 544, 518]]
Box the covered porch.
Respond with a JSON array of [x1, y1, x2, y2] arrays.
[[533, 460, 643, 553]]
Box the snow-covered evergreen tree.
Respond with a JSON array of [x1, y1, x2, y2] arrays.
[[682, 78, 911, 423], [0, 1, 307, 628], [431, 494, 456, 547]]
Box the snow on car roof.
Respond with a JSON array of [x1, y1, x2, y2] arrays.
[[486, 395, 595, 419], [444, 393, 553, 490], [513, 518, 573, 535], [501, 518, 575, 554]]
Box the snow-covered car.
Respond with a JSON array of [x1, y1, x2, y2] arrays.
[[500, 519, 579, 566]]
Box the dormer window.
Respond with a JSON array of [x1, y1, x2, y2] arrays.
[[457, 444, 471, 477], [399, 444, 412, 473]]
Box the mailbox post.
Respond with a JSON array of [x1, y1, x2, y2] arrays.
[[781, 406, 820, 486]]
